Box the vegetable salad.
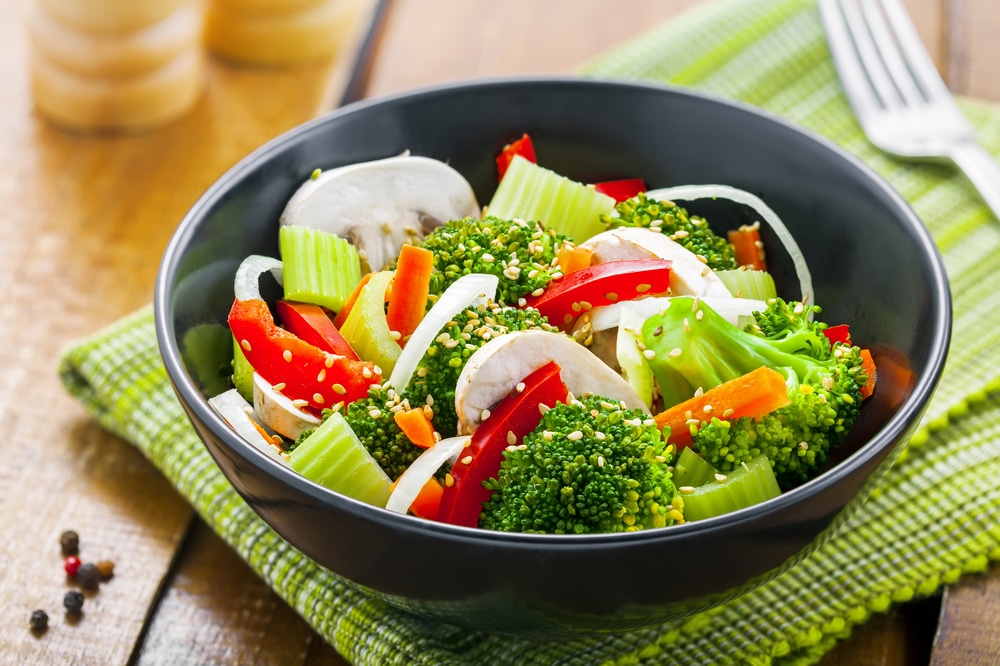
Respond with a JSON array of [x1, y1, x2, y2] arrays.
[[209, 134, 876, 534]]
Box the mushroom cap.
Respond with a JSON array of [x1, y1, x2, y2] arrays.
[[279, 154, 480, 271], [581, 227, 732, 298], [454, 329, 649, 435]]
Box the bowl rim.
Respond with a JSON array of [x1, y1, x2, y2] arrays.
[[154, 75, 952, 546]]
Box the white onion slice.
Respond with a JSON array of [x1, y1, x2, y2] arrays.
[[585, 296, 768, 333], [388, 273, 499, 391], [234, 254, 283, 301], [645, 185, 814, 306], [385, 435, 470, 515], [209, 389, 288, 465]]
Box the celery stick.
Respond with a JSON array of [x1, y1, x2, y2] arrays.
[[339, 271, 400, 375], [680, 455, 781, 521], [290, 411, 392, 507], [232, 335, 254, 403], [616, 307, 653, 408], [280, 225, 362, 311], [715, 269, 777, 301], [673, 447, 717, 488], [487, 155, 615, 242]]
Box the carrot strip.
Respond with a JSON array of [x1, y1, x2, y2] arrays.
[[386, 245, 434, 344], [332, 272, 374, 329], [860, 348, 877, 399], [655, 366, 790, 447], [409, 477, 444, 519], [557, 244, 594, 275], [394, 407, 437, 449], [727, 222, 767, 271]]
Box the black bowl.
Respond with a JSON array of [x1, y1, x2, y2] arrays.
[[155, 77, 950, 635]]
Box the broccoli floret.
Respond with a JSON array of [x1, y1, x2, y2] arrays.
[[405, 302, 556, 436], [419, 216, 567, 306], [603, 193, 737, 271], [340, 386, 420, 480], [642, 296, 866, 489], [479, 396, 680, 534]]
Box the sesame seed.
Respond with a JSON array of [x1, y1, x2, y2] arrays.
[[417, 367, 428, 378], [389, 330, 402, 341], [643, 349, 656, 360], [605, 292, 619, 302], [317, 369, 326, 382], [291, 399, 309, 408], [668, 348, 682, 358], [636, 283, 652, 293], [368, 408, 382, 419], [461, 455, 473, 465], [684, 317, 690, 333], [517, 444, 528, 450], [363, 367, 372, 379], [481, 409, 491, 421], [597, 455, 605, 468], [538, 403, 550, 415], [425, 394, 434, 406], [310, 168, 322, 180], [445, 473, 455, 488], [531, 288, 544, 297], [696, 255, 708, 264], [703, 404, 713, 414], [693, 387, 704, 397], [567, 431, 583, 441], [714, 473, 728, 483], [373, 365, 383, 376], [283, 349, 293, 362], [444, 339, 460, 349], [798, 441, 809, 450], [482, 253, 495, 263], [793, 302, 805, 315], [272, 382, 286, 392], [722, 408, 734, 417], [679, 486, 696, 495], [240, 339, 252, 352], [691, 298, 701, 313], [516, 382, 526, 393], [325, 355, 335, 368], [332, 384, 346, 395], [423, 405, 434, 419], [542, 431, 553, 441], [313, 393, 325, 404], [696, 310, 704, 321], [686, 418, 700, 426], [507, 431, 517, 445], [518, 298, 527, 307]]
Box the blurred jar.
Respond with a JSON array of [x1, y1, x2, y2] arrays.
[[28, 0, 204, 132], [204, 0, 358, 66]]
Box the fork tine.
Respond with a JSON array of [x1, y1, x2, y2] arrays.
[[838, 0, 902, 109], [878, 0, 954, 104], [818, 0, 883, 118], [858, 0, 924, 106]]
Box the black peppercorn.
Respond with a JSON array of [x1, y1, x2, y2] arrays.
[[76, 563, 100, 590], [29, 609, 48, 632], [63, 591, 84, 614], [60, 531, 79, 556]]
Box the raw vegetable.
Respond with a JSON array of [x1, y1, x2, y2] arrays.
[[228, 297, 379, 413], [385, 244, 434, 343], [393, 407, 437, 449], [556, 244, 594, 274], [437, 361, 568, 528], [275, 300, 358, 360], [209, 389, 287, 464], [672, 447, 718, 488], [487, 155, 616, 242], [278, 225, 362, 311], [615, 306, 654, 409], [646, 185, 814, 306], [679, 455, 781, 522], [332, 272, 373, 328], [338, 271, 400, 376], [479, 396, 680, 533], [523, 259, 673, 327], [290, 410, 393, 507], [715, 269, 777, 301], [860, 348, 877, 399], [653, 366, 790, 447], [385, 435, 469, 515], [727, 222, 767, 271], [593, 178, 646, 202], [496, 133, 536, 179], [252, 372, 321, 440]]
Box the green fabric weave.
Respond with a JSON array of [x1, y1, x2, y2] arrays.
[[59, 0, 1000, 663]]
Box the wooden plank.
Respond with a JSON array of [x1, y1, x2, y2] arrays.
[[950, 0, 1000, 100], [0, 0, 372, 662], [135, 520, 346, 665], [931, 565, 1000, 665]]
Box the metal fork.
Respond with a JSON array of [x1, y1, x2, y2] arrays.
[[819, 0, 1000, 221]]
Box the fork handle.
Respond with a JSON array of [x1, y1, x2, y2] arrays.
[[948, 142, 1000, 223]]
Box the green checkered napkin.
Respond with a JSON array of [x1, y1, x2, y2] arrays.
[[59, 0, 1000, 663]]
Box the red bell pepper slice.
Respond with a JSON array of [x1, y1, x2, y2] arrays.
[[524, 259, 672, 327], [228, 298, 380, 414], [593, 178, 646, 202], [275, 300, 359, 360], [823, 324, 852, 346], [496, 133, 536, 180], [436, 361, 568, 528]]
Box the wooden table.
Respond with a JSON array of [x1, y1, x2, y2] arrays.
[[1, 0, 998, 663]]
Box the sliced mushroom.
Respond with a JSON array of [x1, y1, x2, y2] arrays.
[[280, 154, 480, 272], [252, 372, 321, 441], [209, 388, 288, 465], [454, 330, 649, 435], [580, 227, 732, 298]]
